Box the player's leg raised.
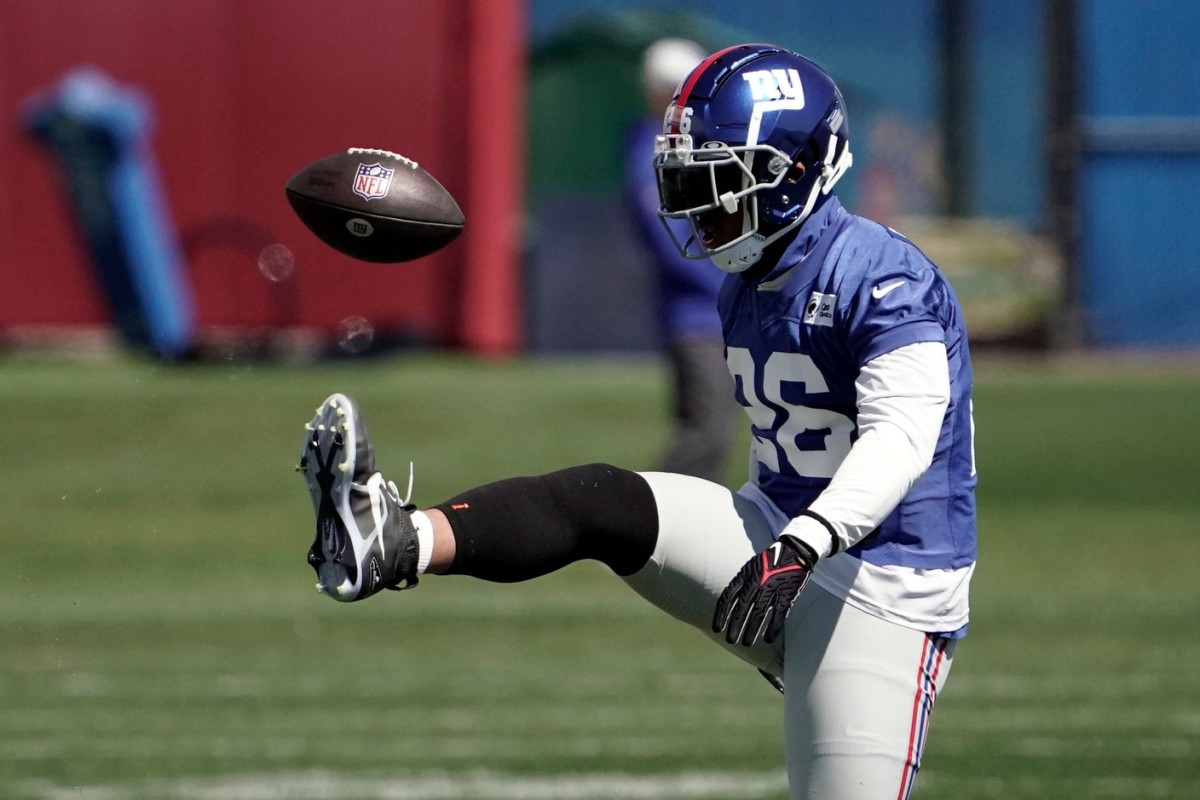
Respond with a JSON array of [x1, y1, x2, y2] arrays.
[[623, 471, 783, 675]]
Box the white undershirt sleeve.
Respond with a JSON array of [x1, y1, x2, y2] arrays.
[[780, 340, 950, 558]]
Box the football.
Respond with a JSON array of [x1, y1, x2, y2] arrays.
[[285, 148, 464, 262]]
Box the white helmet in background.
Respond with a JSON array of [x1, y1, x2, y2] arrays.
[[641, 38, 708, 106]]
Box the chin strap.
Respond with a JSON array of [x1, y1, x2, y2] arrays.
[[712, 137, 853, 274], [711, 195, 807, 273], [712, 202, 766, 272], [712, 237, 766, 273]]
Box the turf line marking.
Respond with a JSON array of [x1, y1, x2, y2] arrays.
[[22, 769, 790, 800]]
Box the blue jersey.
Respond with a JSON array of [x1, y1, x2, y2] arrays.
[[720, 196, 976, 571]]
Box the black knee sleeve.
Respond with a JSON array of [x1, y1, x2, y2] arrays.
[[433, 463, 658, 581]]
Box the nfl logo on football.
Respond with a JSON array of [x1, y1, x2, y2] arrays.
[[352, 163, 394, 201]]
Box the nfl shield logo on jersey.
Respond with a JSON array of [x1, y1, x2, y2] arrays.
[[352, 163, 395, 201]]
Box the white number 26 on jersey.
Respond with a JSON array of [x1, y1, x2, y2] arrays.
[[727, 348, 855, 479]]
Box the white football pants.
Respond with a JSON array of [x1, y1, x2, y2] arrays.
[[624, 472, 956, 800]]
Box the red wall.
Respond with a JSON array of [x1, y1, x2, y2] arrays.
[[0, 0, 523, 353]]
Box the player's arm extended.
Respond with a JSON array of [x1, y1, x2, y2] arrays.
[[783, 340, 951, 557], [712, 341, 950, 646]]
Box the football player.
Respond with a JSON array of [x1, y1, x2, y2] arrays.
[[625, 37, 738, 483], [301, 43, 976, 800]]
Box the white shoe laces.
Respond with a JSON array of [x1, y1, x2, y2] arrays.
[[383, 462, 415, 507]]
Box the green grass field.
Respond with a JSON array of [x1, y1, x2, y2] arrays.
[[3, 352, 1199, 799]]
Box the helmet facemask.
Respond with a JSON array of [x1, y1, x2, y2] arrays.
[[654, 133, 793, 272], [654, 130, 851, 272]]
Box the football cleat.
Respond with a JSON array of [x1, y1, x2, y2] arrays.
[[299, 393, 420, 601]]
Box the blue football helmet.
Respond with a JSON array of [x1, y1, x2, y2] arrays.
[[654, 44, 853, 272]]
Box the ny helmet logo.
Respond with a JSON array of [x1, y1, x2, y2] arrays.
[[741, 69, 805, 104], [740, 68, 806, 148]]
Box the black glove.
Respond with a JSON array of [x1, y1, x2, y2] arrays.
[[712, 535, 817, 647]]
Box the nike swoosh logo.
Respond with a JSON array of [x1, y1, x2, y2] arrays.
[[872, 280, 905, 299]]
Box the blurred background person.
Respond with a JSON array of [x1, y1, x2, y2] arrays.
[[624, 37, 737, 484]]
